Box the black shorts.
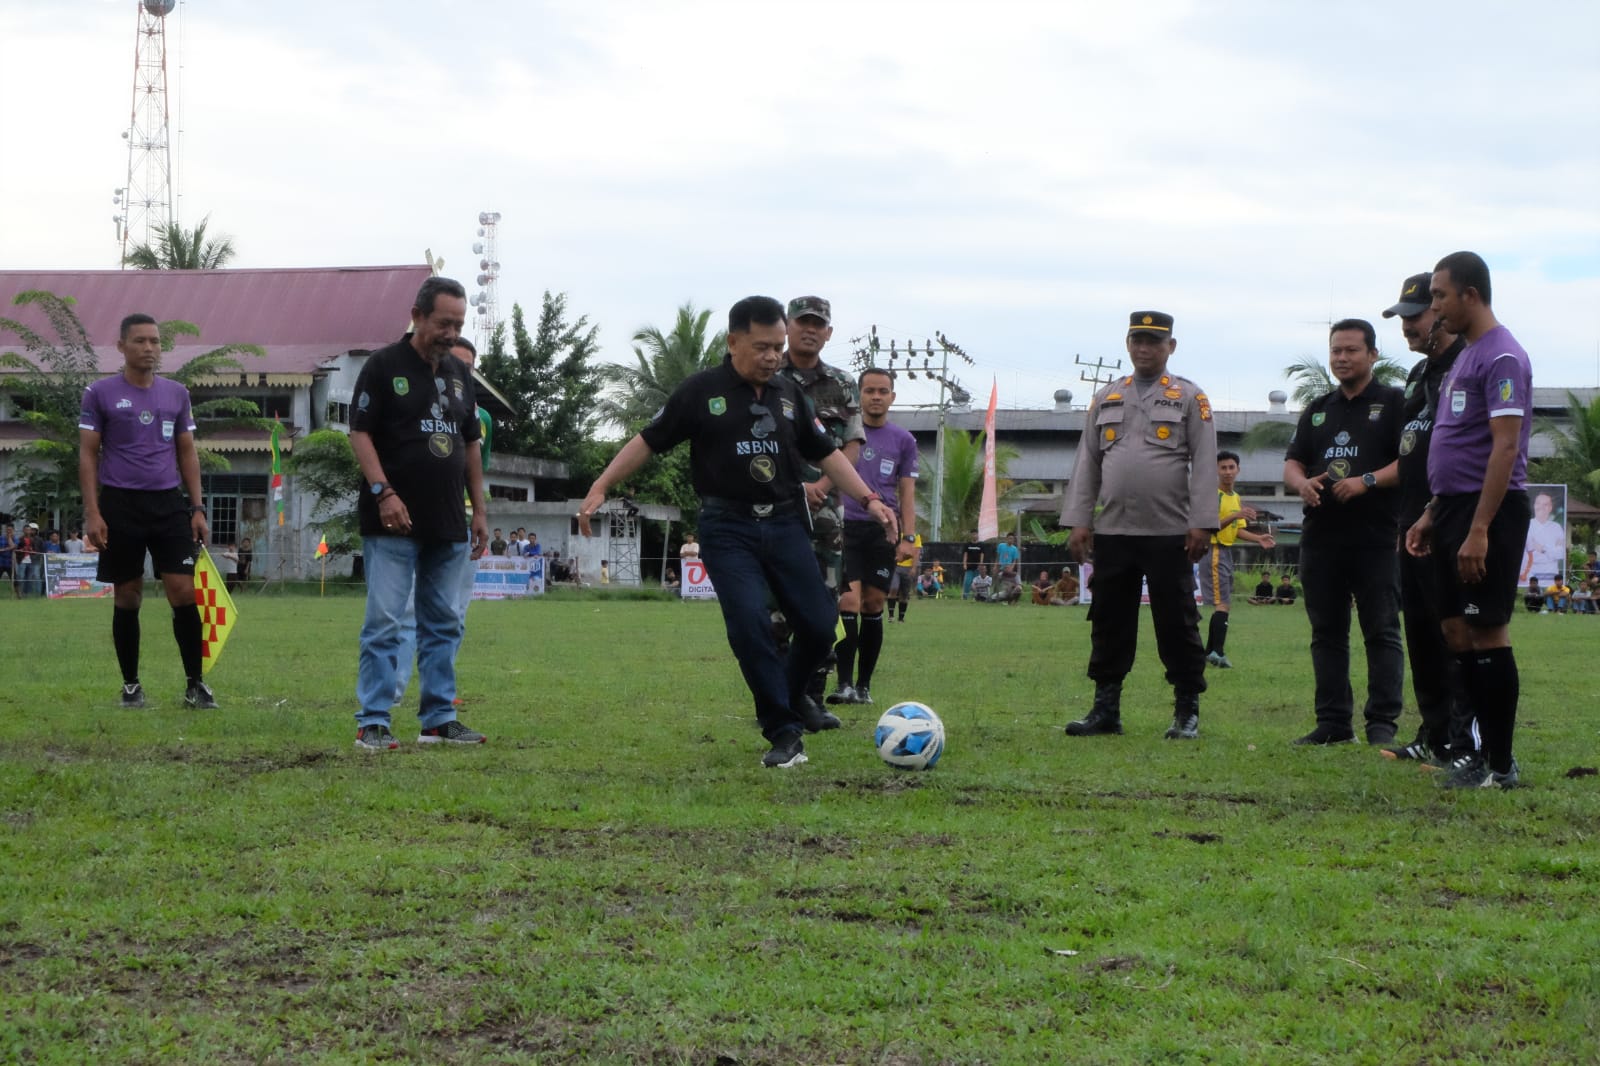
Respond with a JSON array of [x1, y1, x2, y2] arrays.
[[1431, 490, 1530, 627], [842, 520, 897, 593], [96, 486, 198, 585]]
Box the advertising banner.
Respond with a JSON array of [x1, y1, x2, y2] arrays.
[[681, 559, 716, 601], [43, 554, 112, 598], [471, 554, 546, 599]]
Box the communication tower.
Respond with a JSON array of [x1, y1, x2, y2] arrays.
[[114, 0, 179, 264], [470, 212, 502, 345]]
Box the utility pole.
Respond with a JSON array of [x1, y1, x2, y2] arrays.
[[1075, 353, 1124, 391], [853, 327, 974, 538]]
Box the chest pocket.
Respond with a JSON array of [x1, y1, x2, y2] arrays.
[[1147, 407, 1185, 449], [1094, 403, 1125, 447]]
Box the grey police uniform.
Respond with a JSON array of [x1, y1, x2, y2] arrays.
[[1062, 368, 1218, 697]]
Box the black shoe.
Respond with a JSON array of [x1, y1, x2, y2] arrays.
[[120, 682, 145, 708], [184, 680, 218, 709], [798, 696, 841, 734], [825, 684, 857, 705], [1066, 682, 1123, 736], [1439, 754, 1494, 789], [1380, 739, 1435, 761], [851, 684, 873, 706], [1164, 692, 1199, 740], [1294, 725, 1356, 746], [1366, 727, 1398, 746], [762, 733, 808, 768]]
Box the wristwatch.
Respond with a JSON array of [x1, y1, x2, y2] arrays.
[[902, 534, 917, 544], [1361, 472, 1377, 489], [369, 481, 388, 496]]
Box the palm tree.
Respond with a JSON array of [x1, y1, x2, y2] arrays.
[[1243, 354, 1413, 452], [123, 215, 237, 270], [1533, 391, 1600, 506], [932, 429, 1037, 540], [597, 303, 726, 429]]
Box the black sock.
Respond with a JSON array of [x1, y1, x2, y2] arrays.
[[836, 612, 859, 687], [857, 612, 885, 688], [896, 599, 907, 622], [1207, 611, 1229, 655], [172, 603, 204, 684], [1472, 647, 1519, 774], [1455, 650, 1482, 752], [113, 605, 141, 685]]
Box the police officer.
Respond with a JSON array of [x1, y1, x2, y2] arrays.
[[1380, 273, 1473, 765], [578, 296, 898, 769], [779, 295, 865, 716], [1284, 319, 1406, 746], [1062, 311, 1218, 740]]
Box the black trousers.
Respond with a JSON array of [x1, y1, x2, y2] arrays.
[[1086, 535, 1206, 693], [1399, 547, 1474, 752], [1299, 540, 1404, 735]]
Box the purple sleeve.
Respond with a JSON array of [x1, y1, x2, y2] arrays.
[[78, 385, 99, 433], [179, 385, 197, 434], [1484, 352, 1530, 419], [903, 432, 920, 478]]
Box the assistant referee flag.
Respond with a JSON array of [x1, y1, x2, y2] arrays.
[[193, 547, 238, 675]]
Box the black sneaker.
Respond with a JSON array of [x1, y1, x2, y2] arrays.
[[1164, 713, 1199, 740], [798, 696, 841, 733], [121, 682, 145, 708], [418, 720, 487, 744], [1486, 761, 1521, 789], [1294, 725, 1356, 746], [762, 733, 808, 768], [851, 685, 873, 706], [1380, 740, 1434, 762], [1440, 755, 1492, 789], [355, 724, 399, 751], [825, 684, 857, 706], [184, 680, 218, 709], [1366, 728, 1398, 746]]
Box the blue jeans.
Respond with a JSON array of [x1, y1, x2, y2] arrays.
[[699, 506, 838, 742], [393, 550, 478, 700], [358, 535, 469, 729]]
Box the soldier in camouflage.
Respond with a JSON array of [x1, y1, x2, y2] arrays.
[[777, 295, 865, 723]]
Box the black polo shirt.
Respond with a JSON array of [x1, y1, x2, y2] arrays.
[[641, 356, 836, 504], [1285, 379, 1405, 547], [1396, 338, 1465, 528], [350, 335, 481, 542]]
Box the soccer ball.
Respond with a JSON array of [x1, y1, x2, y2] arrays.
[[874, 702, 945, 770]]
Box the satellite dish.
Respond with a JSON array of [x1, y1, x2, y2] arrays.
[[143, 0, 177, 16]]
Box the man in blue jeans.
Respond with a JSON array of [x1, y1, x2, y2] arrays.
[[579, 296, 899, 768], [349, 276, 488, 751]]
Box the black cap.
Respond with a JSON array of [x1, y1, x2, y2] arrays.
[[1128, 311, 1174, 336], [1382, 273, 1433, 319]]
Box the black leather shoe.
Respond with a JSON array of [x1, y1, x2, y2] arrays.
[[1066, 682, 1123, 736]]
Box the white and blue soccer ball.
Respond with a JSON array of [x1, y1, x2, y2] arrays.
[[874, 702, 945, 770]]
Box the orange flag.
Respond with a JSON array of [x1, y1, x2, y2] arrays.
[[315, 534, 329, 558]]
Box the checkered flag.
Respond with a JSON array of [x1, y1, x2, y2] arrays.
[[193, 548, 238, 675]]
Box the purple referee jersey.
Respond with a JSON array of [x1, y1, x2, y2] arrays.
[[79, 374, 196, 491], [843, 420, 919, 521], [1427, 324, 1533, 496]]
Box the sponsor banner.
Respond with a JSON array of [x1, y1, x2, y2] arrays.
[[43, 554, 112, 598], [681, 559, 717, 601], [1521, 484, 1567, 585], [1075, 562, 1202, 606], [471, 554, 546, 599]]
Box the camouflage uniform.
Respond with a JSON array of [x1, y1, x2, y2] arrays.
[[778, 358, 864, 591]]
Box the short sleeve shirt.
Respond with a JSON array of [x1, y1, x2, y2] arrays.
[[1212, 489, 1245, 546], [1395, 340, 1464, 527], [778, 359, 864, 486], [640, 357, 836, 504], [1427, 325, 1533, 496], [349, 337, 481, 542], [79, 374, 196, 491], [843, 420, 919, 521], [1285, 380, 1405, 547]]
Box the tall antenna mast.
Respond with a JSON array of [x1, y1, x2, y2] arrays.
[[115, 0, 178, 266], [471, 212, 502, 346]]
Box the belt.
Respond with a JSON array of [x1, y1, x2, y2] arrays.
[[701, 495, 802, 519]]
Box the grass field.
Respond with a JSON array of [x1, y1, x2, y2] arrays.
[[2, 592, 1597, 1064]]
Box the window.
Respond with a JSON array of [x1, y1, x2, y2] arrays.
[[488, 484, 529, 502], [198, 394, 291, 421], [208, 495, 240, 546], [326, 401, 351, 425]]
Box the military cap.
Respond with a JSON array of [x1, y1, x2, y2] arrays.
[[1382, 273, 1433, 319], [1128, 311, 1174, 336], [788, 296, 832, 324]]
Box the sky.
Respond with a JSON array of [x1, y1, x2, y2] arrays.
[[2, 0, 1597, 417]]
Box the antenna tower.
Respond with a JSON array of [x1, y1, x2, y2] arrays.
[[471, 212, 503, 346], [115, 0, 178, 265]]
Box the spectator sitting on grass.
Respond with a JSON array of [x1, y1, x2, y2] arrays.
[[916, 566, 941, 598], [1249, 572, 1276, 605], [664, 566, 680, 590], [1049, 568, 1080, 605], [1031, 569, 1053, 605], [1524, 577, 1544, 613], [970, 563, 993, 602], [1275, 575, 1296, 604], [992, 565, 1023, 605], [1546, 579, 1571, 614]]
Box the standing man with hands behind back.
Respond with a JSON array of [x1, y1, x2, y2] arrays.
[[348, 277, 489, 752], [1062, 311, 1218, 741], [79, 313, 215, 710], [578, 297, 899, 770], [1284, 319, 1406, 746]]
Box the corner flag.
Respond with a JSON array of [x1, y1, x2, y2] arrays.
[[315, 534, 329, 558], [193, 548, 238, 675]]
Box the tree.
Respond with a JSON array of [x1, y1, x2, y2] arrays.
[[284, 429, 362, 555], [597, 303, 725, 430], [477, 293, 601, 466], [0, 290, 261, 525], [1532, 391, 1600, 507], [122, 215, 238, 270], [931, 429, 1037, 540]]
